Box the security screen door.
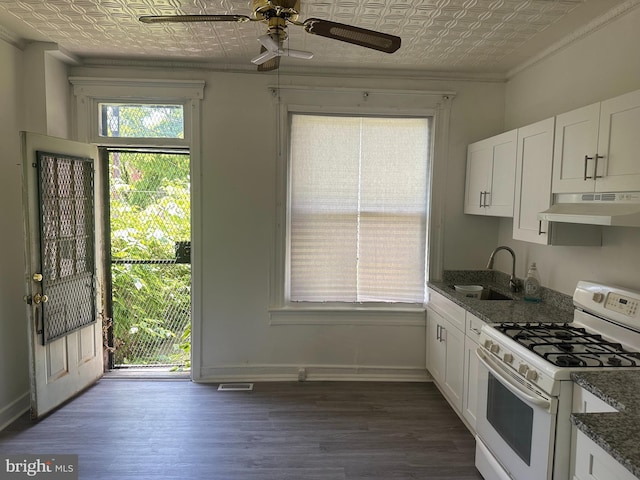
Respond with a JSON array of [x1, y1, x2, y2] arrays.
[[22, 132, 104, 419]]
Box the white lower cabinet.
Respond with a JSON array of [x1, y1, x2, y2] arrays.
[[572, 385, 637, 480], [574, 430, 638, 480], [427, 307, 464, 413], [462, 313, 482, 432], [427, 288, 482, 433]]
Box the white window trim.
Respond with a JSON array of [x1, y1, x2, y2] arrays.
[[69, 77, 204, 147], [269, 86, 455, 318], [69, 76, 206, 380]]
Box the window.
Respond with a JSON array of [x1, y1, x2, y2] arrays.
[[287, 114, 431, 304], [99, 103, 184, 139]]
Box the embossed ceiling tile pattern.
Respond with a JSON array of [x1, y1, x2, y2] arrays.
[[0, 0, 616, 72]]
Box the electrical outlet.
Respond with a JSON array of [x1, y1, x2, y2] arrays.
[[297, 368, 306, 382]]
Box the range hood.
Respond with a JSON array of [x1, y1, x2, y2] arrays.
[[538, 192, 640, 227]]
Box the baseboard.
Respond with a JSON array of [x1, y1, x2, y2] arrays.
[[0, 391, 30, 432], [197, 364, 430, 383]]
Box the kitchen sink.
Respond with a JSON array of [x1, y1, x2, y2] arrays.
[[482, 288, 513, 301]]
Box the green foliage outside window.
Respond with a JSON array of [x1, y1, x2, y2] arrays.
[[110, 148, 191, 366]]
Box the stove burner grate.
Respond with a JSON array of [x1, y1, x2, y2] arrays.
[[555, 355, 583, 367], [497, 322, 640, 368]]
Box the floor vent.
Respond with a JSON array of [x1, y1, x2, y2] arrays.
[[217, 383, 254, 391]]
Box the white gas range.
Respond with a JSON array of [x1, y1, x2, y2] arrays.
[[474, 281, 640, 480]]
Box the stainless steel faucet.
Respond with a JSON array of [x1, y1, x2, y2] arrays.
[[487, 246, 522, 292]]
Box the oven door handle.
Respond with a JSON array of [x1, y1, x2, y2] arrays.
[[476, 347, 551, 411]]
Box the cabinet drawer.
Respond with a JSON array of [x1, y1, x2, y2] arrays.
[[466, 312, 484, 341], [428, 288, 465, 332], [572, 385, 618, 413]]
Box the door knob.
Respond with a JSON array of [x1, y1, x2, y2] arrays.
[[33, 273, 43, 282], [33, 293, 48, 304]]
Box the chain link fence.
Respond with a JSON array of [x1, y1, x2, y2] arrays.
[[109, 149, 191, 367]]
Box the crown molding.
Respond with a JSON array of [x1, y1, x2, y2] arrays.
[[508, 0, 640, 79], [0, 24, 26, 50], [76, 56, 507, 83]]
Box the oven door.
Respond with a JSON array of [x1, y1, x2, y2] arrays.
[[475, 347, 558, 480]]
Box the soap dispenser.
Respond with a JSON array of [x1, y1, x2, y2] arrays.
[[524, 262, 541, 303]]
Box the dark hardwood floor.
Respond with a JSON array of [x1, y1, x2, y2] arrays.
[[0, 380, 482, 480]]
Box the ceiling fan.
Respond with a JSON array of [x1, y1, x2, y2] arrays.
[[139, 0, 402, 71]]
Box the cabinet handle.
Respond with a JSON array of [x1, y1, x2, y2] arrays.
[[584, 155, 594, 180], [479, 191, 490, 208], [469, 326, 481, 335], [538, 220, 547, 236], [594, 154, 604, 179]]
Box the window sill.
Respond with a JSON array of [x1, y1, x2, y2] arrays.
[[268, 305, 426, 326]]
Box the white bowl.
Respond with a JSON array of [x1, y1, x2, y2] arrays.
[[454, 285, 483, 298]]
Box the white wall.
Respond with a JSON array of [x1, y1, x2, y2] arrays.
[[0, 39, 29, 429], [196, 72, 505, 381], [496, 5, 640, 295], [0, 40, 72, 428], [69, 64, 504, 381]]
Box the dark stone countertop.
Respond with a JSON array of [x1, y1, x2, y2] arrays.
[[571, 371, 640, 479], [428, 270, 574, 325]]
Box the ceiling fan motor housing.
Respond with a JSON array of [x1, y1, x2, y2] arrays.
[[252, 0, 300, 22]]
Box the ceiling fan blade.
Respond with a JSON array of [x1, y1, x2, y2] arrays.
[[280, 48, 314, 60], [252, 46, 278, 66], [257, 34, 280, 52], [139, 14, 251, 24], [302, 18, 401, 53], [258, 55, 280, 72]]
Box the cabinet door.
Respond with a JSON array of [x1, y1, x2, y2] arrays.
[[463, 335, 479, 432], [426, 309, 446, 384], [441, 318, 464, 413], [513, 118, 555, 244], [595, 89, 640, 192], [552, 103, 600, 193], [486, 129, 517, 217], [574, 430, 638, 480], [464, 140, 492, 215]]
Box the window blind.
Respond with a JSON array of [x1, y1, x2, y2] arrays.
[[288, 114, 430, 304]]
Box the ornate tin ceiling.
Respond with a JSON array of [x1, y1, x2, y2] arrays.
[[0, 0, 635, 75]]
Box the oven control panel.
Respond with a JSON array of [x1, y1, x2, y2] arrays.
[[575, 281, 640, 330], [605, 292, 639, 317]]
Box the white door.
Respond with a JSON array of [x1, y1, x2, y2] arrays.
[[22, 132, 104, 419]]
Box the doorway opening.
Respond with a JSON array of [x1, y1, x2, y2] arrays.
[[106, 149, 191, 372]]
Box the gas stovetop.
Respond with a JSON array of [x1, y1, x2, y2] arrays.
[[477, 282, 640, 394], [494, 322, 640, 368]]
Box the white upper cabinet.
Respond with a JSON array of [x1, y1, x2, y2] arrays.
[[596, 90, 640, 192], [513, 117, 555, 244], [553, 89, 640, 193], [464, 129, 517, 217]]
